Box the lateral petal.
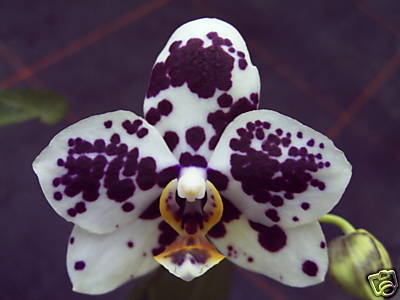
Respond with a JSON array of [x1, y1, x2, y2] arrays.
[[208, 110, 351, 227], [33, 110, 179, 234], [209, 217, 328, 287]]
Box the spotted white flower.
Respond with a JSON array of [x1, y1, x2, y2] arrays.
[[33, 18, 352, 295]]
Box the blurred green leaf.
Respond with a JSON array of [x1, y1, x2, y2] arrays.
[[0, 89, 68, 126], [127, 260, 234, 300]]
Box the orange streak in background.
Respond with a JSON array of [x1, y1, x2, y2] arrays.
[[250, 40, 342, 114], [356, 2, 400, 38], [0, 0, 170, 89], [327, 51, 400, 139], [0, 43, 42, 88]]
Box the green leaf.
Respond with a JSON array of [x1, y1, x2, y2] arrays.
[[127, 260, 234, 300], [0, 89, 68, 126]]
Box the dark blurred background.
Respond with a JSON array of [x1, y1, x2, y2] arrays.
[[0, 0, 399, 299]]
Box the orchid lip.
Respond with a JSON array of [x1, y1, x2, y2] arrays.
[[155, 177, 225, 280]]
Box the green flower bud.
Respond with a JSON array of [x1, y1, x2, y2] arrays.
[[328, 229, 395, 300]]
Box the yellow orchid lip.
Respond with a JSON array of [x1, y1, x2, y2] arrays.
[[155, 175, 225, 280]]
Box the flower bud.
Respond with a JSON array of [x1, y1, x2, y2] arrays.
[[328, 229, 395, 300]]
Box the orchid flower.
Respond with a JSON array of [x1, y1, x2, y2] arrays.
[[33, 18, 352, 295]]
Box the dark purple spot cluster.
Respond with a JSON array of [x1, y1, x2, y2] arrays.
[[179, 152, 207, 168], [207, 93, 258, 150], [51, 122, 181, 217], [145, 99, 173, 126], [147, 31, 235, 99], [152, 221, 179, 256], [229, 121, 330, 223], [122, 119, 148, 138], [208, 196, 241, 238]]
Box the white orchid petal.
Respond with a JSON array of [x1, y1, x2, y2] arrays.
[[33, 110, 179, 234], [208, 110, 352, 227], [144, 18, 260, 163], [209, 216, 328, 287], [67, 217, 177, 295]]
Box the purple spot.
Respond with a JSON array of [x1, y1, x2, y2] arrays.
[[238, 58, 247, 70], [249, 221, 287, 252], [127, 241, 134, 248], [104, 120, 112, 128], [74, 261, 86, 271], [53, 192, 62, 201], [110, 134, 120, 145], [320, 241, 326, 249], [292, 216, 299, 222], [70, 237, 75, 244], [139, 198, 161, 219], [136, 157, 157, 190], [297, 132, 303, 139], [265, 209, 280, 222], [263, 122, 271, 129], [163, 131, 179, 152], [302, 260, 318, 276], [137, 128, 148, 138], [319, 143, 325, 149], [250, 93, 259, 106], [207, 96, 257, 150], [147, 35, 234, 99], [255, 128, 265, 140], [122, 202, 134, 212], [307, 139, 315, 147], [122, 119, 141, 134], [157, 165, 180, 187], [75, 201, 86, 213], [57, 159, 64, 166], [107, 179, 135, 202], [152, 221, 179, 256], [157, 99, 173, 116], [325, 162, 331, 167], [207, 168, 229, 191], [145, 108, 161, 125], [247, 257, 254, 263], [228, 47, 235, 53], [275, 129, 283, 136], [208, 197, 241, 239], [185, 126, 206, 151], [67, 208, 77, 217], [179, 152, 207, 168], [271, 195, 283, 207], [301, 202, 310, 210], [217, 93, 233, 108]]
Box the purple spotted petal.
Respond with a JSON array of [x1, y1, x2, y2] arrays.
[[33, 111, 179, 234], [144, 18, 260, 164], [208, 110, 352, 228], [67, 217, 176, 294], [209, 216, 328, 287]]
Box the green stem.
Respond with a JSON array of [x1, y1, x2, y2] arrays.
[[319, 214, 356, 235]]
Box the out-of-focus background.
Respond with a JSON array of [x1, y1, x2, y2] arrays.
[[0, 0, 399, 299]]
